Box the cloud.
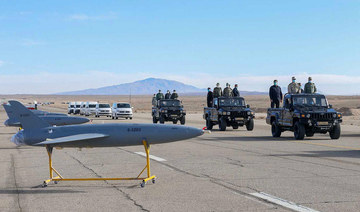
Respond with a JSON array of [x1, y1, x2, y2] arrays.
[[68, 12, 117, 21], [0, 71, 359, 95]]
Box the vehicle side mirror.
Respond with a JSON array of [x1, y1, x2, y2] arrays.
[[246, 104, 250, 108], [329, 104, 333, 108]]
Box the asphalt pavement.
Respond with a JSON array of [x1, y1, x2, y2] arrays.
[[1, 108, 360, 212]]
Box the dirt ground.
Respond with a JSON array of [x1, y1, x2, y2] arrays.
[[1, 94, 360, 126]]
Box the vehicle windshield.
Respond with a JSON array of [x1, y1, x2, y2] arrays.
[[70, 105, 74, 108], [99, 104, 110, 108], [292, 96, 328, 107], [219, 98, 245, 107], [76, 105, 81, 108], [160, 100, 181, 107], [89, 104, 96, 108], [117, 103, 131, 108]]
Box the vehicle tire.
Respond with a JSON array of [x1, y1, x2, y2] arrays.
[[246, 119, 254, 131], [294, 121, 305, 140], [219, 117, 227, 131], [232, 125, 239, 129], [159, 115, 165, 124], [116, 116, 118, 119], [305, 131, 314, 137], [130, 117, 132, 120], [152, 116, 158, 124], [206, 117, 213, 130], [173, 120, 177, 124], [180, 116, 185, 125], [271, 121, 281, 137], [125, 117, 128, 119], [330, 124, 341, 139]]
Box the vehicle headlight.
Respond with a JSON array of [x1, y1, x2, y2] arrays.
[[182, 110, 186, 113], [306, 114, 311, 118], [333, 113, 337, 118], [227, 112, 231, 115], [247, 111, 251, 115], [222, 111, 227, 115]]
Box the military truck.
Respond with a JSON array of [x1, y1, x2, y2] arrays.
[[203, 97, 255, 131], [266, 93, 342, 140], [152, 99, 186, 125]]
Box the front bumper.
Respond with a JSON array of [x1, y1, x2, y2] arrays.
[[299, 118, 342, 130], [116, 113, 133, 118]]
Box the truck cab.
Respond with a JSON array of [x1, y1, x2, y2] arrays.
[[204, 97, 255, 131], [74, 102, 82, 114], [152, 99, 186, 124], [266, 93, 342, 140]]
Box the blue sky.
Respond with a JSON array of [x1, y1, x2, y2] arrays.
[[0, 0, 359, 94]]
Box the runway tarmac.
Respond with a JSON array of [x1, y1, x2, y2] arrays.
[[1, 108, 360, 212]]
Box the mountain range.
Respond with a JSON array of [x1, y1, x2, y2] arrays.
[[57, 78, 266, 95]]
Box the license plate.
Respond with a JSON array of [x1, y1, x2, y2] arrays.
[[235, 117, 244, 121], [318, 121, 329, 126]]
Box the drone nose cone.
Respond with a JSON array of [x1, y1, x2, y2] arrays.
[[79, 117, 90, 124], [186, 126, 204, 138]]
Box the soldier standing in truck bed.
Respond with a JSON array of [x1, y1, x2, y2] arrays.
[[269, 80, 283, 108], [223, 83, 233, 97], [288, 76, 302, 94], [304, 77, 317, 94], [156, 90, 164, 100], [207, 87, 213, 107], [171, 90, 178, 99], [232, 84, 240, 97], [152, 94, 157, 106], [165, 90, 171, 99], [213, 83, 222, 98]]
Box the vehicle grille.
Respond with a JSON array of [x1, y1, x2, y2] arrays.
[[119, 111, 130, 113], [310, 113, 334, 120], [168, 110, 180, 115], [230, 111, 247, 117]]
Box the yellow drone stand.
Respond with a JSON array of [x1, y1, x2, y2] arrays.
[[42, 140, 156, 188]]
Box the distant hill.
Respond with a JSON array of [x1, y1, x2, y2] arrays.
[[56, 78, 267, 95]]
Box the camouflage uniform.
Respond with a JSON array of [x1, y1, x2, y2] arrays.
[[170, 92, 178, 99], [223, 87, 233, 97], [156, 92, 164, 100], [152, 96, 157, 106], [287, 82, 301, 94], [304, 82, 317, 94], [213, 87, 222, 98]]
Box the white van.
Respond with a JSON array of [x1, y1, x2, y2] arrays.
[[68, 102, 75, 114], [74, 102, 82, 114], [80, 102, 87, 115], [84, 101, 98, 116], [112, 102, 133, 119], [95, 103, 112, 117]]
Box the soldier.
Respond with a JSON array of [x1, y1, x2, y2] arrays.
[[223, 83, 233, 97], [156, 90, 164, 100], [152, 94, 157, 106], [288, 76, 301, 94], [170, 90, 178, 99], [207, 87, 213, 107], [165, 90, 171, 99], [304, 77, 317, 94], [269, 80, 283, 108], [213, 83, 222, 98], [232, 84, 240, 97]]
